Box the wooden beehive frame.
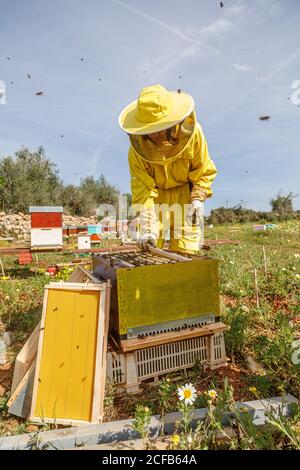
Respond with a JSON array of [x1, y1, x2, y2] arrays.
[[8, 266, 104, 420], [29, 280, 111, 426]]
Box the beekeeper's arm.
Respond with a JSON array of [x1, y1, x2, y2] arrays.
[[186, 124, 217, 224], [128, 147, 159, 248], [189, 124, 217, 202]]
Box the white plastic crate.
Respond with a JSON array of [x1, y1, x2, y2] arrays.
[[107, 331, 227, 392]]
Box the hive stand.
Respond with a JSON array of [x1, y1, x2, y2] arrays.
[[107, 322, 227, 393]]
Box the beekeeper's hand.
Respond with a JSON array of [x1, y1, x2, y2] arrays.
[[186, 199, 204, 226], [137, 232, 157, 250]]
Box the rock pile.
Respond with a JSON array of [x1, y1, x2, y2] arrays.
[[0, 212, 98, 240]]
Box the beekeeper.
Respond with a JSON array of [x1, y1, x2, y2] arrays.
[[118, 84, 217, 254]]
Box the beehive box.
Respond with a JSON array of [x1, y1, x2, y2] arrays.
[[29, 206, 63, 248], [93, 250, 220, 342]]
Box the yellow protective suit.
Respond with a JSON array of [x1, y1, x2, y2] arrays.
[[128, 111, 217, 253]]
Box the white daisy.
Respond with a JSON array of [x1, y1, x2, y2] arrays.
[[177, 383, 197, 405]]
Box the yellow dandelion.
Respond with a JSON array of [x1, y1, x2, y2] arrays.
[[249, 386, 257, 394], [172, 434, 180, 446]]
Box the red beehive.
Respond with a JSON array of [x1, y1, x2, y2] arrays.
[[29, 206, 63, 248], [31, 211, 62, 228]]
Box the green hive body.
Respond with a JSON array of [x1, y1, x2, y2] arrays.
[[93, 252, 220, 342]]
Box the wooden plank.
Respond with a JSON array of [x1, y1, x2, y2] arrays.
[[55, 262, 92, 268], [29, 288, 48, 423], [7, 360, 36, 418], [69, 266, 100, 283], [92, 281, 111, 423], [10, 323, 40, 394], [47, 282, 104, 291], [29, 283, 110, 426], [98, 281, 111, 422], [120, 322, 227, 353], [29, 417, 95, 426], [147, 246, 192, 262]]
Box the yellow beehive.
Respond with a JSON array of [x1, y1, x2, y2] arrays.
[[93, 252, 220, 341]]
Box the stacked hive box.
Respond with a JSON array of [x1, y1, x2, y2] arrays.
[[29, 206, 63, 249], [93, 250, 227, 391]]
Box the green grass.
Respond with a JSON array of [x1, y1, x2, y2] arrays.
[[0, 220, 299, 440]]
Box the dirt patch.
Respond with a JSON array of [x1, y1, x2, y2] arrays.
[[0, 362, 13, 394]]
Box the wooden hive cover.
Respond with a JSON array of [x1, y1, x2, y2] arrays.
[[29, 281, 110, 425]]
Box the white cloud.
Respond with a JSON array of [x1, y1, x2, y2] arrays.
[[234, 63, 252, 72], [202, 19, 235, 37]]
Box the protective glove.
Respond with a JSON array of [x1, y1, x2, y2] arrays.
[[138, 204, 159, 250], [137, 232, 157, 250], [186, 199, 204, 227]]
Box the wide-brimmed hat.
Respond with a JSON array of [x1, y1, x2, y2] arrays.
[[118, 84, 195, 135]]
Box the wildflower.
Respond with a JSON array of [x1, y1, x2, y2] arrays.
[[229, 261, 234, 265], [5, 295, 10, 300], [277, 384, 285, 392], [241, 305, 249, 313], [187, 435, 193, 444], [144, 407, 150, 413], [294, 254, 300, 258], [282, 268, 286, 271], [295, 274, 300, 280], [207, 389, 218, 400], [249, 386, 257, 395], [172, 434, 180, 446], [1, 276, 10, 281], [239, 406, 249, 413], [177, 383, 197, 405], [239, 290, 244, 294]]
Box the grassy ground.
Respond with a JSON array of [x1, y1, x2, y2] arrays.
[[0, 220, 299, 442]]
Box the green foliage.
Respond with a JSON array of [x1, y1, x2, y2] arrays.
[[253, 313, 294, 369], [132, 405, 152, 444], [63, 175, 119, 217], [247, 374, 273, 396], [223, 307, 249, 359], [54, 267, 74, 281], [0, 394, 9, 415], [103, 381, 118, 421], [0, 147, 120, 216], [0, 147, 62, 213], [270, 191, 297, 215], [207, 198, 298, 226]]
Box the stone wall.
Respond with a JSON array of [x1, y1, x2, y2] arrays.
[[0, 212, 98, 240]]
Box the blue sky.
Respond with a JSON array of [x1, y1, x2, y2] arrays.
[[0, 0, 299, 212]]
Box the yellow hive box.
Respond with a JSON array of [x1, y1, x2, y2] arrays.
[[93, 252, 220, 342]]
